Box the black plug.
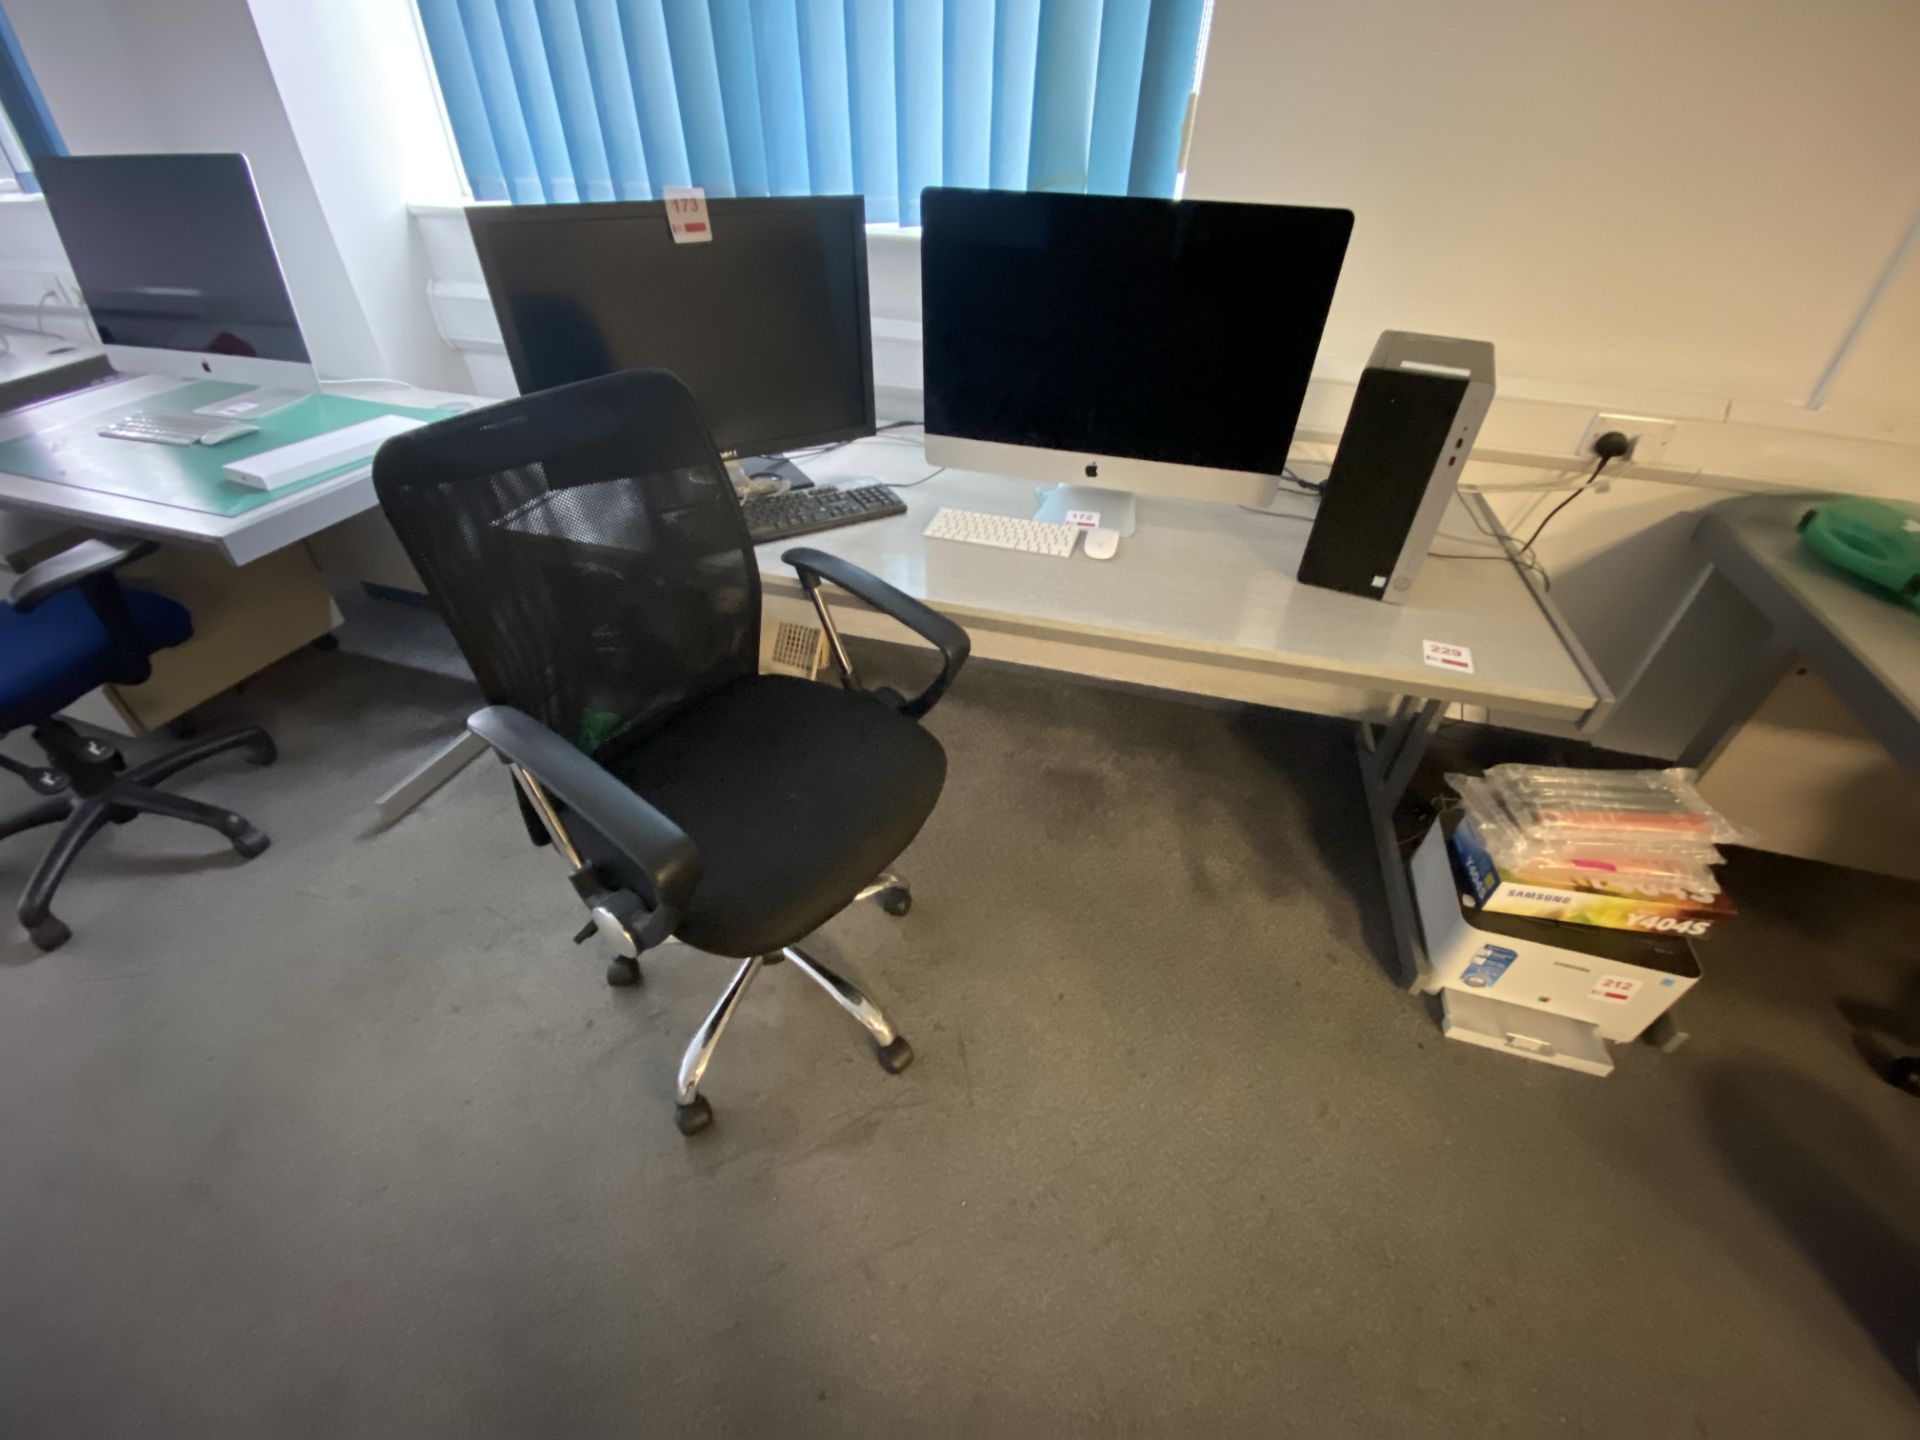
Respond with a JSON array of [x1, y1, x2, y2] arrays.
[[1591, 429, 1633, 463], [1519, 427, 1634, 558]]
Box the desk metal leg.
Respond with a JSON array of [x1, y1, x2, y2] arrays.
[[374, 729, 489, 826], [1675, 634, 1795, 773], [1357, 697, 1446, 992]]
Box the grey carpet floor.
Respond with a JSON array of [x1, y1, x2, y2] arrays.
[[3, 615, 1919, 1436]]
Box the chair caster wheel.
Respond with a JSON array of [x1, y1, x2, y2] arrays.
[[878, 887, 911, 917], [606, 955, 641, 987], [26, 916, 70, 952], [231, 827, 271, 860], [108, 805, 136, 826], [675, 1095, 714, 1135], [876, 1036, 914, 1074], [26, 768, 66, 796], [244, 737, 278, 766], [1886, 1056, 1920, 1096]]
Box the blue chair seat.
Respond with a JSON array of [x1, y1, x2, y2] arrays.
[[0, 586, 192, 730]]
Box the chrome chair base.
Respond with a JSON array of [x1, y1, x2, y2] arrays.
[[672, 875, 915, 1136]]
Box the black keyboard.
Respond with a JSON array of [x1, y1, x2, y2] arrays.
[[741, 483, 907, 544]]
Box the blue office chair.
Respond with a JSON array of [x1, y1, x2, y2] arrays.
[[0, 536, 276, 951]]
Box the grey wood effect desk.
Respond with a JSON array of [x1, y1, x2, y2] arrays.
[[1682, 495, 1920, 775], [767, 437, 1612, 990]]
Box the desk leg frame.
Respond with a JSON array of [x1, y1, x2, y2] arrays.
[[1675, 634, 1796, 773], [1357, 696, 1446, 992], [374, 729, 490, 826]]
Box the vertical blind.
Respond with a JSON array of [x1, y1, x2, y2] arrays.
[[0, 2, 64, 192], [416, 0, 1208, 224]]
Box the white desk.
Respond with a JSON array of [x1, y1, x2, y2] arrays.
[[781, 440, 1606, 728], [0, 389, 1612, 952], [761, 436, 1611, 988], [0, 371, 467, 753], [0, 373, 468, 565]]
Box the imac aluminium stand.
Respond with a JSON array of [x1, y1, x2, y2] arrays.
[[189, 387, 305, 421], [1033, 484, 1138, 537]]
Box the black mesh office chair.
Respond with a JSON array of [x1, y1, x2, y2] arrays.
[[372, 369, 969, 1135]]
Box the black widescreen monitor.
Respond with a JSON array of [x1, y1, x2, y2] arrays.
[[36, 152, 313, 387], [468, 195, 875, 459], [920, 188, 1352, 488]]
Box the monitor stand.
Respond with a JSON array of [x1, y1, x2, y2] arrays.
[[1034, 484, 1137, 537], [185, 387, 305, 422], [730, 454, 818, 493]]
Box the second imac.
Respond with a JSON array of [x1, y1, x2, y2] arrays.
[[37, 152, 317, 442], [919, 188, 1353, 536]]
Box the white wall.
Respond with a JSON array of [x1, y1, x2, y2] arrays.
[[0, 197, 91, 339], [2, 0, 462, 388], [6, 0, 1912, 783], [1819, 215, 1920, 419], [1183, 0, 1920, 422], [3, 0, 156, 151], [246, 0, 466, 390], [1180, 0, 1920, 768]]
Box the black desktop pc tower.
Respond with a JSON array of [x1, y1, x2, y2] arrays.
[[1297, 332, 1496, 603]]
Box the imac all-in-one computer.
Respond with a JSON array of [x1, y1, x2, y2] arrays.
[[920, 188, 1352, 535], [467, 195, 874, 485], [38, 153, 316, 436]]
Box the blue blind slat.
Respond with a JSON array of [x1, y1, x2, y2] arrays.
[[661, 1, 737, 198], [1028, 0, 1103, 193], [844, 0, 897, 222], [0, 2, 63, 185], [532, 0, 616, 202], [1128, 0, 1204, 198], [419, 0, 1203, 215], [454, 0, 547, 201], [497, 0, 582, 201], [710, 0, 771, 196], [748, 0, 812, 194], [616, 0, 694, 190], [1084, 0, 1151, 196], [795, 0, 855, 194], [988, 0, 1042, 190], [577, 0, 655, 198], [894, 1, 942, 228], [940, 0, 992, 191], [418, 0, 510, 200]]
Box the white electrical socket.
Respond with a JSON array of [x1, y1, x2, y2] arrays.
[[1577, 412, 1676, 466]]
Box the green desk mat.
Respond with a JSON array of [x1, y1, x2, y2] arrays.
[[0, 380, 452, 517]]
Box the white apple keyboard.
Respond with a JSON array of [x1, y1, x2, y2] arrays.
[[99, 411, 257, 446], [221, 414, 426, 491], [923, 507, 1081, 558]]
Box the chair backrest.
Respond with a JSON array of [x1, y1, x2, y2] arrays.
[[373, 369, 760, 761]]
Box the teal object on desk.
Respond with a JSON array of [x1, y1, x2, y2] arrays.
[[1797, 496, 1920, 612], [0, 381, 450, 517]]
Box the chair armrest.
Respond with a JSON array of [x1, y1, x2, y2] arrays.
[[467, 706, 703, 920], [10, 536, 156, 613], [782, 547, 971, 719]]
